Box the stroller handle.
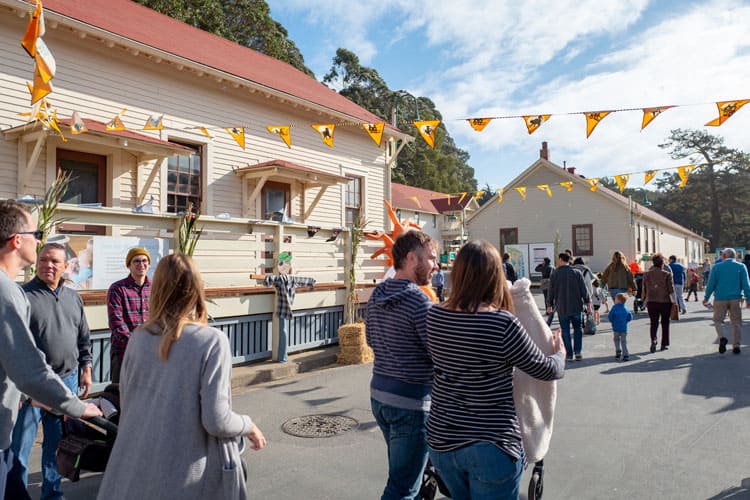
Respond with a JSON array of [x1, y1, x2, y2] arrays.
[[85, 416, 118, 436]]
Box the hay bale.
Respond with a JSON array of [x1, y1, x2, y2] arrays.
[[337, 323, 373, 364]]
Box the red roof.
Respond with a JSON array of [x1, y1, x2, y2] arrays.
[[37, 0, 400, 133], [391, 183, 471, 214]]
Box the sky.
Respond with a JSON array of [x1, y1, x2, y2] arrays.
[[266, 0, 750, 192]]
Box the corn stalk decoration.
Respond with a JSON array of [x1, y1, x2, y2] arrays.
[[345, 215, 368, 324], [177, 202, 203, 256], [36, 170, 72, 246]]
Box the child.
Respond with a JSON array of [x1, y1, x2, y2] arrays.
[[597, 272, 610, 313], [591, 279, 604, 324], [686, 268, 699, 302], [608, 293, 633, 361]]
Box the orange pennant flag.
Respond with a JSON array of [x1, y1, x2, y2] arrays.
[[705, 100, 750, 126], [311, 124, 335, 148], [143, 114, 163, 131], [587, 178, 600, 192], [21, 0, 43, 58], [523, 115, 550, 135], [559, 181, 573, 192], [414, 120, 440, 149], [584, 111, 611, 138], [537, 184, 552, 197], [515, 186, 527, 201], [467, 118, 493, 132], [641, 106, 674, 130], [226, 127, 245, 150], [644, 170, 657, 185], [47, 109, 66, 142], [473, 190, 485, 201], [408, 196, 421, 209], [106, 109, 127, 131], [30, 66, 52, 104], [458, 192, 468, 204], [70, 111, 87, 135], [496, 188, 504, 204], [34, 38, 56, 84], [361, 122, 384, 146], [677, 164, 695, 188], [197, 126, 212, 139], [615, 174, 630, 193], [267, 125, 292, 148]]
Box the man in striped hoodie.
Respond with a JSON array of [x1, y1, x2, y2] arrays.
[[366, 231, 438, 500]]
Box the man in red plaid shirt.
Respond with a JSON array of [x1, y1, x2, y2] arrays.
[[107, 248, 151, 383]]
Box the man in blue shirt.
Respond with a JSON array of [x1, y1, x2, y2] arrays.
[[703, 248, 750, 354], [668, 255, 687, 314], [431, 264, 445, 302]]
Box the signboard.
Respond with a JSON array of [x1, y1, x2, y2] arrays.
[[529, 243, 555, 277], [505, 244, 529, 280]]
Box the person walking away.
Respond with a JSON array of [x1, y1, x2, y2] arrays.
[[686, 268, 699, 302], [502, 253, 517, 284], [601, 251, 636, 301], [702, 259, 711, 290], [546, 252, 591, 362], [107, 247, 152, 383], [591, 279, 605, 325], [0, 200, 101, 500], [668, 255, 687, 314], [608, 293, 633, 361], [8, 243, 93, 500], [426, 240, 565, 499], [535, 257, 555, 326], [96, 254, 266, 500], [642, 253, 675, 353], [703, 248, 750, 354], [432, 264, 446, 302], [365, 231, 438, 500]]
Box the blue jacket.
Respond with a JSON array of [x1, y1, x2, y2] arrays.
[[704, 259, 750, 301], [608, 303, 632, 333], [668, 262, 686, 285]]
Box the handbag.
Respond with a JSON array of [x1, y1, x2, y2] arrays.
[[584, 313, 597, 334], [670, 302, 679, 321]]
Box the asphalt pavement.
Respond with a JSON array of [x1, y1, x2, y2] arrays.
[[27, 294, 750, 499]]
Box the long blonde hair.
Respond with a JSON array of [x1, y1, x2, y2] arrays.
[[610, 250, 627, 268], [144, 253, 208, 360], [445, 240, 514, 314]]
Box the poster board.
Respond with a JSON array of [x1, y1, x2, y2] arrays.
[[505, 244, 529, 280], [529, 243, 555, 277]]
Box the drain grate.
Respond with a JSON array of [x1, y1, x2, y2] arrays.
[[282, 414, 359, 438]]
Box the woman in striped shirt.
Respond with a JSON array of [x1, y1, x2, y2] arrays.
[[426, 240, 565, 499]]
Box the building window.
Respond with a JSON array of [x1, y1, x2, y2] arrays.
[[499, 227, 518, 255], [56, 149, 107, 235], [414, 211, 420, 225], [396, 209, 402, 221], [644, 226, 649, 253], [651, 228, 656, 253], [261, 181, 291, 221], [345, 176, 362, 226], [432, 214, 437, 228], [636, 223, 641, 253], [167, 142, 202, 213], [572, 224, 593, 256]]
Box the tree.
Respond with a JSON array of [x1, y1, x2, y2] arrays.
[[323, 49, 477, 193], [656, 129, 750, 249], [135, 0, 314, 77], [475, 182, 497, 206]]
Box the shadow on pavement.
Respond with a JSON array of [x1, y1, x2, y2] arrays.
[[706, 477, 750, 499]]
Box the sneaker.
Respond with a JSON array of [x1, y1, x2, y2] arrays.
[[622, 356, 630, 361], [681, 309, 687, 315], [660, 345, 669, 351], [615, 352, 621, 360], [732, 346, 741, 354], [650, 342, 656, 353], [719, 337, 728, 354], [575, 354, 583, 361]]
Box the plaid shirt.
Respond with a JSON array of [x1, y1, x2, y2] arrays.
[[107, 274, 151, 356], [264, 274, 315, 318]]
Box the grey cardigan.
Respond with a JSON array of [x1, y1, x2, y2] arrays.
[[96, 323, 254, 500]]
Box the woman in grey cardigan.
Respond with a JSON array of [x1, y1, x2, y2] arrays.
[[97, 254, 266, 500]]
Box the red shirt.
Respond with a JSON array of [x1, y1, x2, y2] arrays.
[[107, 274, 150, 356]]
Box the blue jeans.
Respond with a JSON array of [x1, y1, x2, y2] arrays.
[[558, 313, 583, 357], [609, 288, 627, 300], [429, 442, 523, 500], [9, 371, 78, 500], [371, 398, 429, 500], [277, 317, 289, 362]]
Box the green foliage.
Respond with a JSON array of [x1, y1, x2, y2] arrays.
[[177, 202, 203, 256], [323, 48, 477, 193], [475, 182, 497, 206], [135, 0, 314, 77], [35, 171, 72, 246]]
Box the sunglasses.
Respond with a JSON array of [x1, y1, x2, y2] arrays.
[[3, 230, 44, 242]]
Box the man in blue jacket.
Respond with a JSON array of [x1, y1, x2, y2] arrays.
[[703, 248, 750, 354], [668, 255, 687, 314]]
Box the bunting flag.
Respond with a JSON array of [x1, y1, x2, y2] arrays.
[[361, 122, 384, 146], [47, 109, 66, 142], [641, 106, 674, 130], [106, 109, 127, 131], [458, 192, 468, 203], [21, 0, 43, 58], [705, 100, 750, 126], [70, 111, 87, 135], [226, 127, 245, 150], [677, 164, 696, 188], [587, 178, 600, 192], [267, 125, 292, 148], [474, 190, 485, 201], [523, 114, 550, 135], [537, 184, 552, 197], [34, 38, 56, 83], [197, 126, 212, 139], [615, 174, 630, 193], [515, 186, 527, 201], [467, 118, 492, 132], [414, 120, 440, 149], [311, 123, 335, 147], [559, 181, 574, 192], [408, 196, 421, 209], [30, 66, 52, 104], [496, 188, 504, 203], [143, 114, 164, 131], [644, 170, 657, 185], [585, 111, 611, 138]]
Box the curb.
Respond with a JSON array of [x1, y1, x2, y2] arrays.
[[231, 345, 342, 391]]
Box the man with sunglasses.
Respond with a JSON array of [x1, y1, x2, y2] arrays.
[[0, 200, 101, 499]]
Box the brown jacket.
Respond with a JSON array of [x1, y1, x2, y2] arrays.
[[642, 266, 674, 304]]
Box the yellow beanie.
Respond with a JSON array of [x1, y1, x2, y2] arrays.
[[126, 247, 151, 266]]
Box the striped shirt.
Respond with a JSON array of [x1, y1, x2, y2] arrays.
[[426, 306, 564, 459]]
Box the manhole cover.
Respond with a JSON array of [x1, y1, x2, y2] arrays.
[[282, 415, 359, 438]]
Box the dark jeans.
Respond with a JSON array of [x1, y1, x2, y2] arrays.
[[435, 286, 444, 303], [110, 351, 123, 384], [647, 302, 671, 347], [558, 313, 583, 357], [1, 448, 31, 500]]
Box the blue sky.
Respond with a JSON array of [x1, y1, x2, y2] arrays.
[[267, 0, 750, 191]]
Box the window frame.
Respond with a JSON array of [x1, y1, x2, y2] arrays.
[[261, 180, 291, 221], [572, 223, 594, 256], [166, 141, 203, 214], [344, 176, 363, 226], [499, 227, 518, 255]]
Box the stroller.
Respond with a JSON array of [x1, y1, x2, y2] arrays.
[[56, 384, 119, 482], [633, 272, 646, 313]]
